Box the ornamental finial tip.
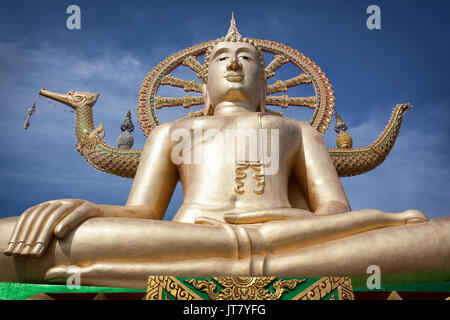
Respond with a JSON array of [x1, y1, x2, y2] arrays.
[[334, 110, 353, 149], [226, 12, 243, 41], [334, 110, 347, 133]]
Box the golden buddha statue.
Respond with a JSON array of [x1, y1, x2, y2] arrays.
[[0, 16, 449, 290]]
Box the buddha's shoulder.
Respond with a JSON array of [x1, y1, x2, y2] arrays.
[[162, 114, 313, 132], [295, 121, 323, 137], [261, 114, 308, 130], [260, 116, 323, 140]]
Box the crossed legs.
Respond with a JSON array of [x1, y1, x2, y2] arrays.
[[1, 209, 443, 289]]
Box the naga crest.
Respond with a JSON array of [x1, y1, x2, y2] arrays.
[[32, 15, 411, 179]]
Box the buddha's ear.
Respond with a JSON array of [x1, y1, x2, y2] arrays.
[[259, 79, 267, 112], [202, 82, 213, 116]]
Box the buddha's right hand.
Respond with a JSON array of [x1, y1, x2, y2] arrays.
[[4, 199, 99, 257]]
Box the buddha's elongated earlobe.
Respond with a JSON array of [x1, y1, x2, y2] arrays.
[[260, 89, 266, 113], [202, 83, 213, 115]]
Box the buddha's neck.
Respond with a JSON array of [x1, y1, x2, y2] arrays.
[[213, 102, 257, 116]]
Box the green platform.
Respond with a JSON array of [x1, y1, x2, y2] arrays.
[[351, 271, 450, 291], [1, 278, 449, 300], [0, 282, 145, 300]]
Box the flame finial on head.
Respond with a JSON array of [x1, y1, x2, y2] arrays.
[[225, 12, 243, 41]]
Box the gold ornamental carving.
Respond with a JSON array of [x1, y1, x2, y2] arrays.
[[293, 277, 354, 300], [146, 276, 203, 300], [146, 276, 355, 300], [186, 277, 306, 300]]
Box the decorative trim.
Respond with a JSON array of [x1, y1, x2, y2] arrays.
[[146, 276, 354, 300]]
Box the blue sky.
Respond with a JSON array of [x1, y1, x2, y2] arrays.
[[0, 0, 449, 220]]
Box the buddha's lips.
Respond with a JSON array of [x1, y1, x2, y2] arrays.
[[224, 73, 244, 82]]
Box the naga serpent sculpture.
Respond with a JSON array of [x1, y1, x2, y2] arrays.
[[37, 38, 410, 179]]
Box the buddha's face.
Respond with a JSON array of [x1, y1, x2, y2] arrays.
[[206, 41, 264, 112]]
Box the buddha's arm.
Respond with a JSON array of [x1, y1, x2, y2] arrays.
[[294, 123, 350, 215], [4, 123, 178, 258], [126, 122, 178, 219]]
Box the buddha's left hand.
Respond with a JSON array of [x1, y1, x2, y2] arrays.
[[222, 201, 350, 224]]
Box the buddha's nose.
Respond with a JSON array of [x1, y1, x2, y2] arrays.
[[227, 58, 242, 71]]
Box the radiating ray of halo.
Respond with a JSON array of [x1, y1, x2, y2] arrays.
[[266, 74, 312, 95], [265, 54, 289, 79], [155, 96, 204, 109], [160, 75, 202, 93], [182, 55, 204, 77], [265, 95, 316, 109]]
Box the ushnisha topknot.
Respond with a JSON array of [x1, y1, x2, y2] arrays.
[[224, 12, 243, 41]]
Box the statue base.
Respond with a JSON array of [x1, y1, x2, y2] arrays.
[[145, 276, 354, 300]]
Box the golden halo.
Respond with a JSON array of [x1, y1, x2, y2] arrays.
[[137, 39, 335, 136]]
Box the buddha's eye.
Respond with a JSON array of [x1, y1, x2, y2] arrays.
[[240, 56, 250, 61], [217, 56, 228, 62]]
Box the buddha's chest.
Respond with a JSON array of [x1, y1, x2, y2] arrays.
[[174, 118, 296, 167]]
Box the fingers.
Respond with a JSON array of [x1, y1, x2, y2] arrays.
[[403, 209, 428, 224], [6, 202, 77, 258], [44, 265, 70, 282], [4, 204, 48, 256], [54, 202, 97, 239], [224, 208, 317, 224], [30, 202, 81, 257], [4, 200, 89, 258], [27, 202, 75, 257], [406, 217, 427, 224], [21, 202, 63, 255], [223, 211, 295, 224], [194, 217, 226, 226], [45, 265, 84, 286]]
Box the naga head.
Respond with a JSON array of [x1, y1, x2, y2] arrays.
[[39, 88, 99, 109]]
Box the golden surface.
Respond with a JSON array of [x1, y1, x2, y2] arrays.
[[336, 131, 353, 149], [0, 16, 449, 289]]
